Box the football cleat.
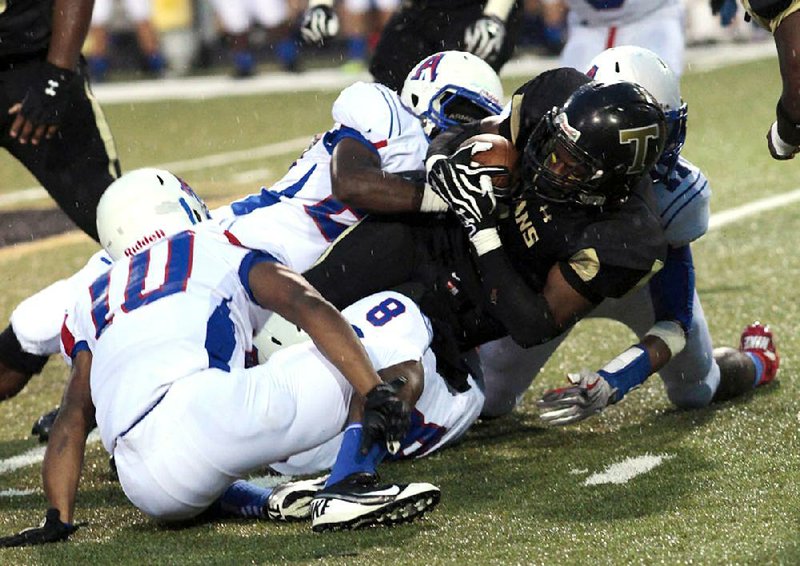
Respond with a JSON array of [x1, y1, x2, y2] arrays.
[[265, 475, 328, 521], [739, 322, 780, 386], [310, 472, 440, 532]]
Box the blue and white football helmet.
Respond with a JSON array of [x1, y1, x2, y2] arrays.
[[400, 50, 504, 138], [587, 46, 688, 173], [96, 168, 210, 260]]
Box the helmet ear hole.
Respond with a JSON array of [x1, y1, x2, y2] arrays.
[[411, 94, 419, 106]]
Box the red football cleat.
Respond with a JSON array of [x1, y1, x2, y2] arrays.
[[739, 322, 780, 386]]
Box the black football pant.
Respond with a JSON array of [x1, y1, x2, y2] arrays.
[[370, 1, 523, 91], [0, 56, 121, 241]]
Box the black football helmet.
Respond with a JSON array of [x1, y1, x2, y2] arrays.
[[520, 81, 667, 207]]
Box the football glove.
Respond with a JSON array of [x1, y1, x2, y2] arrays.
[[537, 370, 618, 426], [0, 509, 77, 547], [360, 376, 409, 456], [300, 5, 340, 46], [464, 15, 506, 64], [426, 142, 505, 244], [11, 62, 75, 144]]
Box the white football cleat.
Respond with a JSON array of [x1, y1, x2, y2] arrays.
[[265, 475, 328, 521], [310, 473, 441, 532]]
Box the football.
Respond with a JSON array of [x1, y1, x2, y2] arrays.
[[459, 133, 519, 188]]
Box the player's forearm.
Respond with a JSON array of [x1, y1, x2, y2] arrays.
[[49, 0, 95, 71], [335, 167, 423, 213], [475, 248, 564, 346], [42, 353, 94, 524], [297, 297, 382, 397]]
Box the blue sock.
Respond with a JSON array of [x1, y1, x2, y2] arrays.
[[146, 52, 166, 74], [213, 480, 272, 519], [744, 351, 766, 387], [275, 39, 298, 68], [346, 36, 367, 61], [325, 424, 387, 487], [233, 51, 255, 74], [87, 56, 109, 82]]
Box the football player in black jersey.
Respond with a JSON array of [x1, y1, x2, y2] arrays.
[[300, 0, 523, 91], [1, 0, 121, 234], [302, 68, 669, 391], [0, 0, 121, 409], [712, 0, 800, 159]]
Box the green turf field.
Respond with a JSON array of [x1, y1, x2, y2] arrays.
[[0, 56, 797, 565]]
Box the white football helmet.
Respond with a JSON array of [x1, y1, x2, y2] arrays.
[[252, 314, 310, 364], [587, 46, 687, 170], [401, 50, 504, 138], [96, 168, 210, 260]]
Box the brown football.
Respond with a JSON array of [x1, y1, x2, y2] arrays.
[[459, 133, 519, 188]]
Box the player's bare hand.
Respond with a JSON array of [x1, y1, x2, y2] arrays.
[[537, 370, 618, 426], [9, 62, 74, 145], [360, 376, 409, 455]]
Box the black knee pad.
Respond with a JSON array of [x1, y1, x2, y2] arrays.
[[0, 325, 49, 375]]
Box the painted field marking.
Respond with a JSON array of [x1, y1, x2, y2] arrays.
[[0, 430, 100, 477], [582, 454, 673, 486], [0, 137, 310, 207], [0, 488, 37, 497]]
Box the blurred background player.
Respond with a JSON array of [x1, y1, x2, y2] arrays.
[[85, 0, 166, 82], [338, 0, 399, 72], [558, 0, 686, 78], [711, 0, 800, 158], [301, 0, 523, 90], [207, 0, 302, 77], [1, 0, 121, 234], [471, 47, 780, 423]]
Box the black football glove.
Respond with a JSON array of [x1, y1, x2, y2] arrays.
[[464, 15, 506, 64], [360, 376, 409, 456], [426, 141, 505, 239], [0, 509, 78, 547], [11, 62, 75, 144], [300, 5, 340, 46]]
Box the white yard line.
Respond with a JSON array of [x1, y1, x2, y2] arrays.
[[583, 454, 673, 486], [0, 137, 309, 207], [708, 189, 800, 231], [0, 430, 100, 477]]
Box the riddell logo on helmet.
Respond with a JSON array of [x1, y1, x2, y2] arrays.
[[124, 229, 166, 257]]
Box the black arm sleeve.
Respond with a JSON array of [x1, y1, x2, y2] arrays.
[[474, 247, 562, 347]]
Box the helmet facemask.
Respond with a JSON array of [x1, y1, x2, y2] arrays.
[[521, 110, 627, 207]]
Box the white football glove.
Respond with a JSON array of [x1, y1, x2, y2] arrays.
[[300, 5, 340, 46], [537, 370, 618, 426], [464, 16, 506, 64]]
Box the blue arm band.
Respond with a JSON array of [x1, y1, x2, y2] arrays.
[[648, 244, 694, 331], [598, 345, 653, 401]]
